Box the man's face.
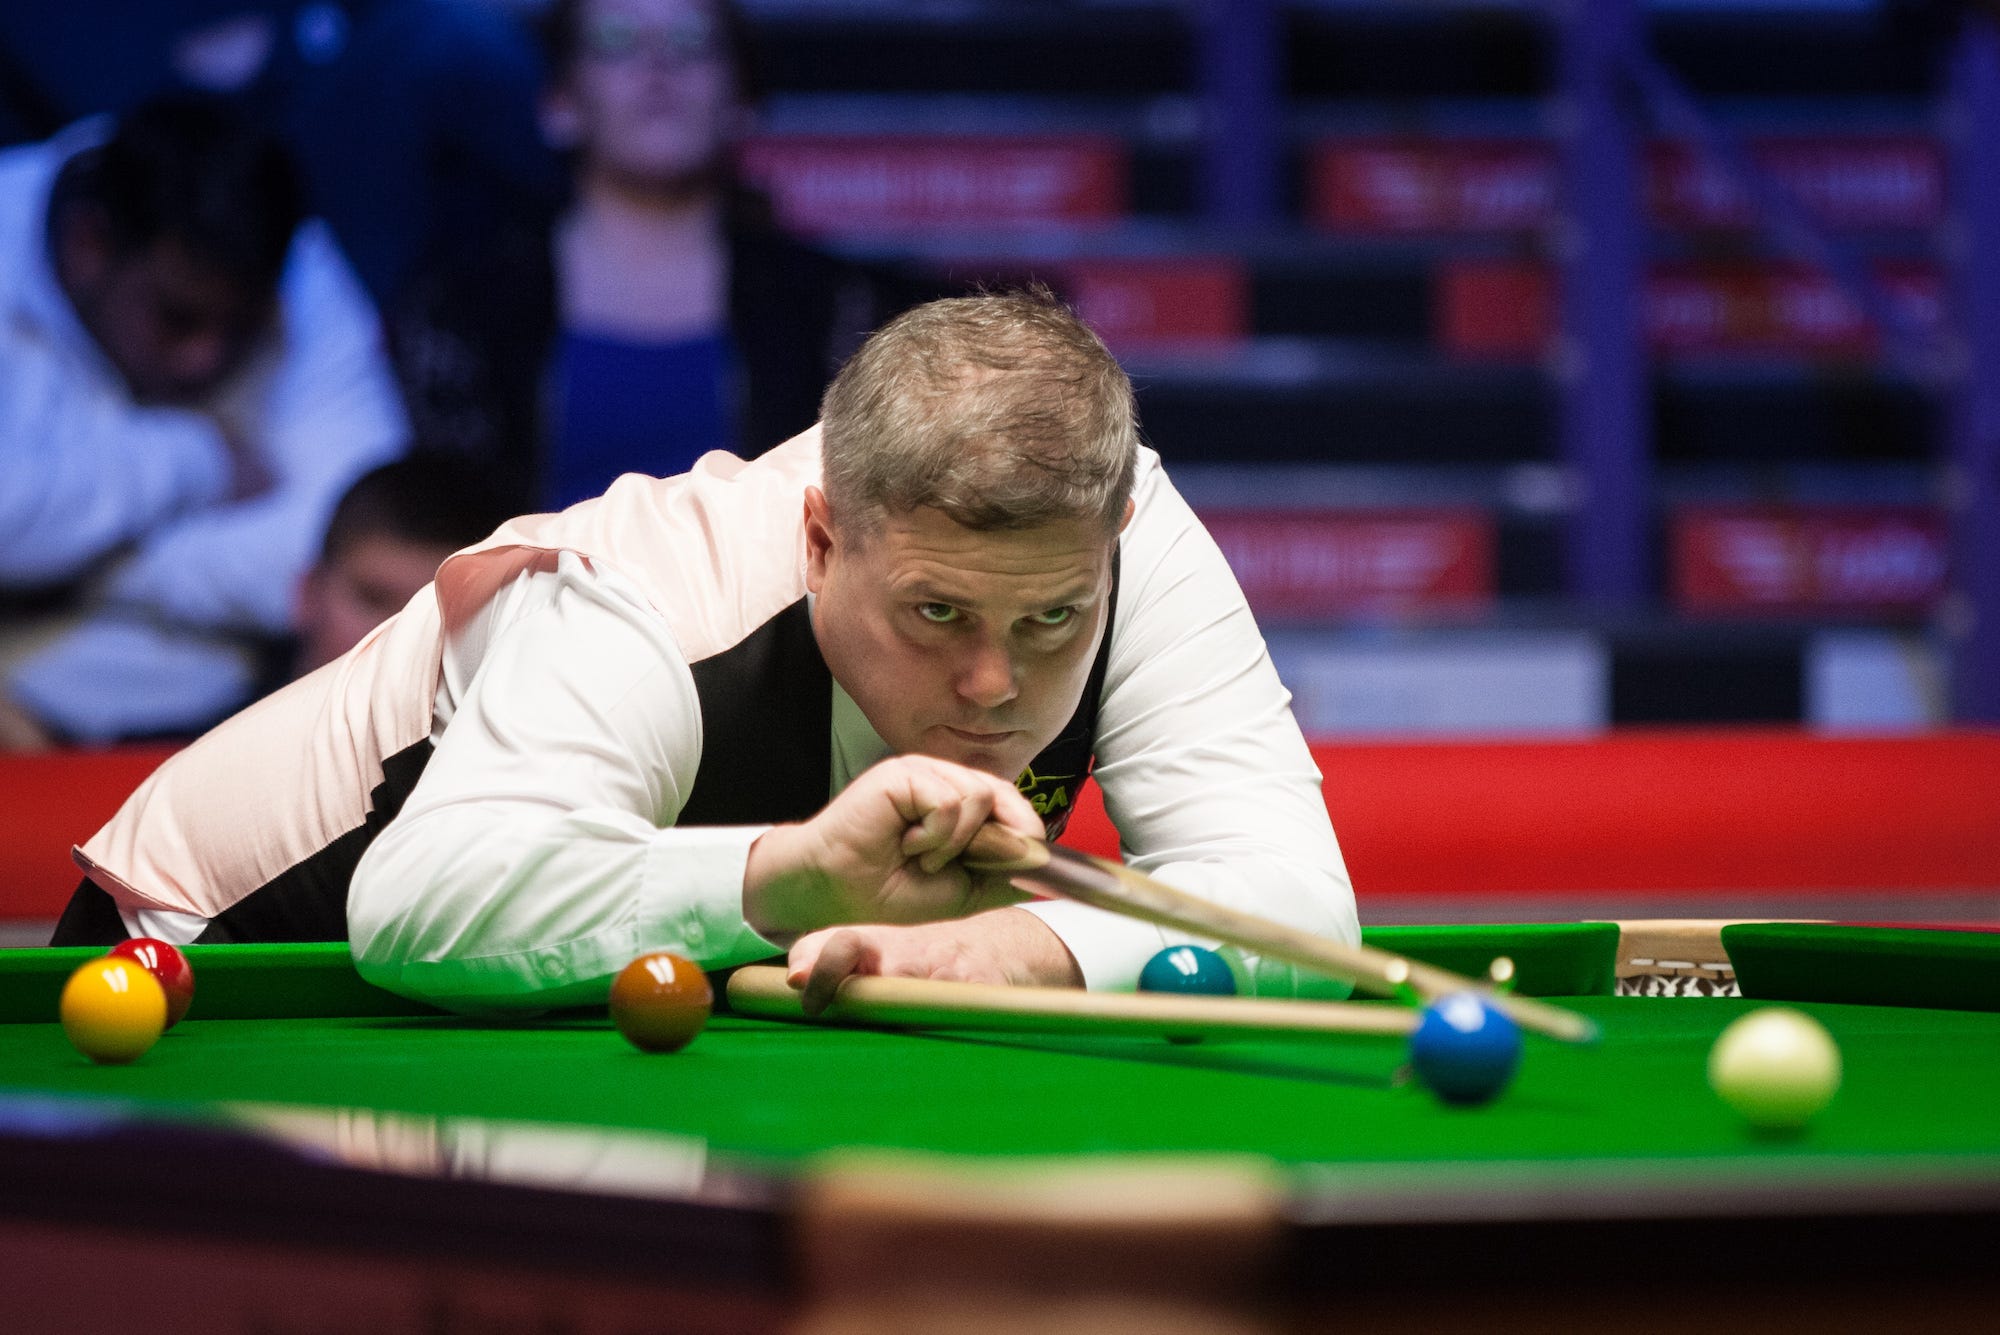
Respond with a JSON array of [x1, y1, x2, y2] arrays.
[[806, 488, 1120, 782], [294, 536, 457, 675], [62, 228, 271, 405]]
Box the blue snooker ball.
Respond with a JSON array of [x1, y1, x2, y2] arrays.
[[1409, 992, 1523, 1105], [1139, 945, 1238, 997]]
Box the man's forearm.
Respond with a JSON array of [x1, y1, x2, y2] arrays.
[[350, 804, 778, 1011]]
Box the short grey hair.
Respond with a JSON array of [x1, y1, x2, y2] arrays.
[[819, 288, 1139, 537]]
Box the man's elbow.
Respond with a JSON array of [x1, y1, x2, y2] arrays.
[[345, 838, 429, 985]]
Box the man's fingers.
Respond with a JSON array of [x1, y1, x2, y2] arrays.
[[900, 791, 962, 860], [901, 759, 1033, 871], [797, 928, 877, 1016], [917, 787, 996, 874], [898, 756, 1038, 832], [889, 764, 958, 830], [988, 779, 1044, 837], [892, 762, 1013, 874], [894, 769, 967, 861], [785, 928, 828, 986]]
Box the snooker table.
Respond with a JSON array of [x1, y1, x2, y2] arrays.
[[2, 922, 1998, 1333]]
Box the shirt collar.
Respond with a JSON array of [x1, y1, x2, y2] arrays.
[[830, 678, 891, 793]]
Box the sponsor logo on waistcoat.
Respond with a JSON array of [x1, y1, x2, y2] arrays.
[[1017, 764, 1078, 838]]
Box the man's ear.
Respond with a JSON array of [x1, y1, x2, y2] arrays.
[[1118, 496, 1136, 534], [803, 486, 834, 593]]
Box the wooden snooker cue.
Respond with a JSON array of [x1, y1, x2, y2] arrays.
[[726, 966, 1419, 1041], [962, 825, 1600, 1045]]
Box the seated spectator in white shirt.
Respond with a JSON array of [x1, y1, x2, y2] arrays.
[[0, 93, 407, 751]]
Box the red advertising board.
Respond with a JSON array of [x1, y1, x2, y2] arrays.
[[736, 135, 1126, 232], [1435, 261, 1556, 358], [1199, 510, 1494, 620], [1647, 260, 1944, 355], [1648, 136, 1944, 231], [1065, 258, 1248, 347], [1437, 259, 1944, 359], [1311, 135, 1944, 233], [1309, 139, 1550, 233], [1673, 507, 1950, 614]]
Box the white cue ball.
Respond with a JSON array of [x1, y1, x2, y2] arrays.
[[1707, 1007, 1843, 1131]]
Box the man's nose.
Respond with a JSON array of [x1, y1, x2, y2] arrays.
[[957, 640, 1019, 710]]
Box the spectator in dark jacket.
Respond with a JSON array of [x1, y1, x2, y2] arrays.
[[394, 0, 903, 512]]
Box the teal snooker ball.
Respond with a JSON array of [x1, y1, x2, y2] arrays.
[[1139, 945, 1237, 1045], [1139, 945, 1238, 997]]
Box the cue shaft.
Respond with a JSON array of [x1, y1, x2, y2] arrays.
[[963, 826, 1598, 1045], [726, 966, 1419, 1040]]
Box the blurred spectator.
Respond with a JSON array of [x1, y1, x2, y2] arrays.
[[0, 93, 407, 750], [291, 453, 515, 676], [395, 0, 899, 510], [0, 1, 562, 309]]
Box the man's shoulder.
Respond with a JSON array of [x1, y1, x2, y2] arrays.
[[0, 118, 104, 221], [275, 219, 379, 326], [1121, 446, 1176, 539], [440, 431, 823, 665], [0, 140, 74, 332], [0, 139, 58, 259], [1108, 446, 1219, 626], [0, 139, 51, 193]]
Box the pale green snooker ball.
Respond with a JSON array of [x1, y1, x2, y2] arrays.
[[1708, 1007, 1842, 1131]]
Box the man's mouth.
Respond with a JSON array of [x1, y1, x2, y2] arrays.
[[942, 726, 1018, 745]]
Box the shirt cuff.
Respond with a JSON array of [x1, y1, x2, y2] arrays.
[[1018, 897, 1169, 992], [638, 824, 783, 970]]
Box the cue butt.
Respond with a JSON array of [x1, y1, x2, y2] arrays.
[[725, 966, 1419, 1042]]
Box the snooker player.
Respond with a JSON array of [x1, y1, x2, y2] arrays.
[[54, 291, 1358, 1012]]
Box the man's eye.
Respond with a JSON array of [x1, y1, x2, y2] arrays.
[[1028, 607, 1075, 627], [916, 603, 960, 624]]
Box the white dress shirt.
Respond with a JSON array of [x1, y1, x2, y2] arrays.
[[327, 453, 1357, 1012]]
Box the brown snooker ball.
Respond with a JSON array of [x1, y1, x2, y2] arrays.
[[610, 952, 712, 1053]]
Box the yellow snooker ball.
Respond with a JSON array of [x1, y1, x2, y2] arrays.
[[1708, 1006, 1842, 1131], [60, 957, 168, 1065]]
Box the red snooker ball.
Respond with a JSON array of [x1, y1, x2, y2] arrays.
[[610, 952, 712, 1054], [109, 938, 195, 1029]]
